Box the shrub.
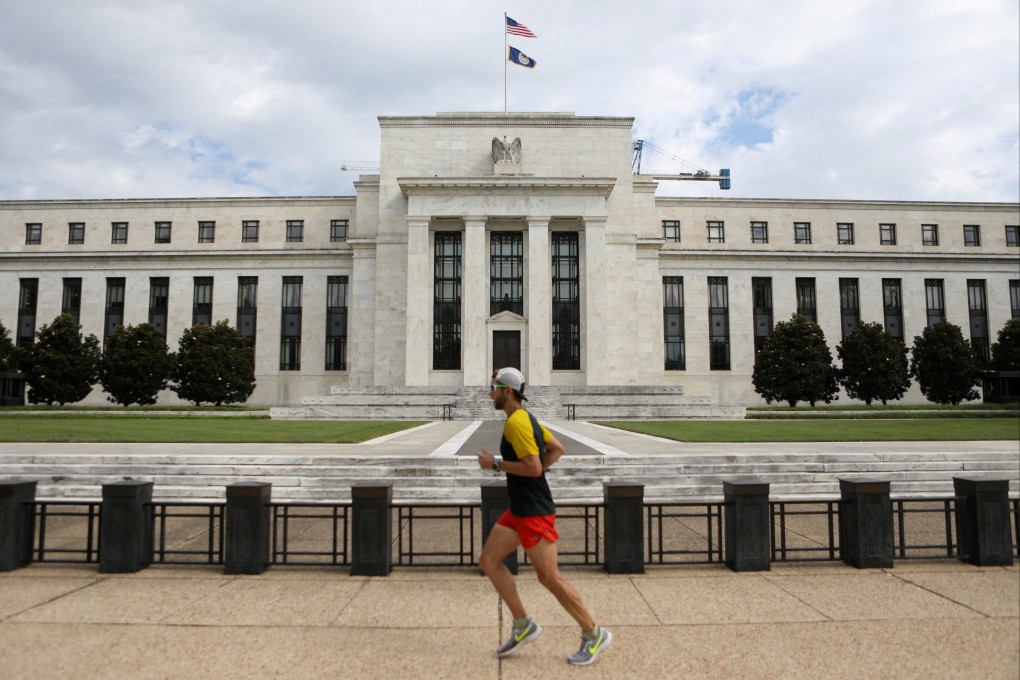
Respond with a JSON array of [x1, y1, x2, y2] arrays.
[[172, 320, 255, 406], [990, 318, 1020, 371], [836, 322, 911, 405], [753, 314, 839, 407], [18, 314, 101, 405], [909, 320, 982, 405], [99, 322, 176, 406]]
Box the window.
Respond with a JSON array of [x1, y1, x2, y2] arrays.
[[68, 223, 85, 244], [111, 222, 128, 244], [707, 221, 725, 243], [552, 232, 581, 370], [796, 278, 817, 323], [967, 280, 989, 365], [837, 222, 854, 245], [149, 277, 169, 336], [325, 276, 349, 370], [925, 279, 945, 327], [1006, 225, 1019, 248], [839, 278, 860, 338], [62, 278, 83, 326], [922, 224, 939, 246], [880, 223, 897, 246], [963, 225, 980, 247], [882, 279, 903, 341], [490, 232, 523, 316], [752, 277, 773, 352], [192, 277, 213, 327], [24, 223, 42, 245], [708, 277, 730, 370], [434, 232, 462, 370], [662, 220, 681, 242], [280, 276, 303, 370], [286, 220, 304, 243], [1011, 280, 1020, 319], [198, 221, 215, 243], [17, 279, 39, 346], [237, 276, 258, 348], [330, 219, 349, 242], [155, 222, 172, 244], [104, 278, 125, 348], [242, 220, 260, 243], [663, 277, 685, 370], [750, 221, 768, 244], [794, 222, 812, 244]]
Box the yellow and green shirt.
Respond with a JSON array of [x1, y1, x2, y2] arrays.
[[500, 408, 556, 517]]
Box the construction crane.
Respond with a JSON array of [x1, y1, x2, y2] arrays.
[[632, 140, 730, 190], [341, 161, 380, 172]]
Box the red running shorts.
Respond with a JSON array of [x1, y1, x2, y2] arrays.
[[496, 508, 560, 549]]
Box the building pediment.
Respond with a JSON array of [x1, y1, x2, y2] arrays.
[[487, 310, 526, 324], [398, 176, 616, 199]]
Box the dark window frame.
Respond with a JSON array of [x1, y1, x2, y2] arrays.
[[794, 222, 812, 244], [192, 277, 213, 327], [707, 221, 725, 244], [551, 232, 581, 370], [963, 224, 980, 247], [280, 276, 303, 371], [286, 220, 304, 243], [25, 223, 42, 245], [922, 224, 939, 246], [68, 222, 85, 245], [839, 278, 860, 338], [925, 279, 945, 327], [882, 278, 903, 341], [880, 223, 897, 246], [242, 220, 260, 243], [967, 279, 989, 365], [325, 275, 349, 371], [837, 222, 854, 245], [62, 277, 83, 326], [708, 276, 730, 370], [155, 221, 172, 244], [750, 221, 768, 244], [433, 232, 462, 371], [490, 232, 524, 316], [111, 222, 128, 245], [752, 277, 773, 352], [149, 277, 169, 337], [198, 221, 216, 244], [330, 219, 349, 242], [1006, 225, 1019, 248], [662, 220, 681, 243], [796, 277, 817, 323], [663, 276, 685, 370]]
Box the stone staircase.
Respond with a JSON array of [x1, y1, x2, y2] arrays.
[[5, 449, 1016, 503], [271, 385, 745, 421]]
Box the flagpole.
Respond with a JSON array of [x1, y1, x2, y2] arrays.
[[504, 12, 508, 115]]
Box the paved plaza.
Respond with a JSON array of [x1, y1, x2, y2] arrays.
[[1, 425, 1018, 678]]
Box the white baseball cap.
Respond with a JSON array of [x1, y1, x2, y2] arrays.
[[494, 367, 527, 400]]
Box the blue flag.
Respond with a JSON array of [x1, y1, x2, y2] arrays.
[[508, 46, 536, 69]]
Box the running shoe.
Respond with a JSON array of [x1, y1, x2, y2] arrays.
[[567, 626, 612, 665], [496, 618, 542, 657]]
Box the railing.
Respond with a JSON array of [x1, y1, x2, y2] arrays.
[[646, 502, 724, 565], [14, 490, 1019, 571]]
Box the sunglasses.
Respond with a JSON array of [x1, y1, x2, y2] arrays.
[[489, 384, 507, 392]]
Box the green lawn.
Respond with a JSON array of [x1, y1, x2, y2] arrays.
[[0, 416, 426, 443], [602, 418, 1020, 443]]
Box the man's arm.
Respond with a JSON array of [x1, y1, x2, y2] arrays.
[[541, 436, 564, 470], [477, 448, 543, 477]]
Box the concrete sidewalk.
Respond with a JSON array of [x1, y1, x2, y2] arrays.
[[1, 561, 1017, 679]]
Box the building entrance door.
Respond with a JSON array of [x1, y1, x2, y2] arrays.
[[492, 331, 521, 371]]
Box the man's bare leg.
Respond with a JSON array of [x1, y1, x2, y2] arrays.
[[525, 538, 596, 631], [479, 523, 526, 619]]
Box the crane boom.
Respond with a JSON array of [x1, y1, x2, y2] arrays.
[[632, 140, 730, 190]]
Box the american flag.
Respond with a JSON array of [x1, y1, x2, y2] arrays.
[[506, 17, 536, 38]]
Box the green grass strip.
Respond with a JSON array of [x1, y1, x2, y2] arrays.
[[601, 418, 1020, 443], [0, 416, 427, 443], [748, 403, 1019, 412]]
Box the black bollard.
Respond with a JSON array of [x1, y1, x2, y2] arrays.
[[224, 482, 272, 575], [0, 480, 37, 572], [100, 481, 154, 574], [481, 482, 517, 574], [953, 477, 1014, 566], [839, 478, 893, 569], [724, 480, 771, 572], [351, 484, 392, 576], [604, 482, 644, 574]]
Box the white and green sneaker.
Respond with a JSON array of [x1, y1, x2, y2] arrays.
[[567, 626, 612, 665], [496, 618, 542, 657]]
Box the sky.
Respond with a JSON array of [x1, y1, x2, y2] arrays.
[[1, 0, 1017, 203]]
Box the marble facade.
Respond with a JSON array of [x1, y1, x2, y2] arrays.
[[1, 112, 1018, 407]]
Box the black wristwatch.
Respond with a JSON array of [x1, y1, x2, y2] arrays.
[[491, 459, 500, 472]]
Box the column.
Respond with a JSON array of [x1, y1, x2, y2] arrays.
[[723, 480, 771, 572], [347, 240, 377, 385], [463, 218, 488, 385], [405, 218, 431, 385], [953, 477, 1014, 566], [526, 218, 551, 385], [583, 217, 608, 384], [351, 484, 393, 576], [603, 482, 644, 574], [224, 482, 272, 575], [99, 481, 154, 574], [838, 478, 893, 569]]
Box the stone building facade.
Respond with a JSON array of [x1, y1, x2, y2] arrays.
[[1, 112, 1018, 407]]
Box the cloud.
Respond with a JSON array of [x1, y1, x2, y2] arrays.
[[0, 0, 1016, 202]]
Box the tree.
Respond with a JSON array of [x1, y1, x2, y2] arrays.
[[909, 320, 982, 405], [0, 320, 16, 372], [753, 313, 839, 407], [990, 318, 1020, 371], [836, 322, 911, 405], [18, 313, 101, 405], [172, 320, 255, 406], [99, 323, 176, 406]]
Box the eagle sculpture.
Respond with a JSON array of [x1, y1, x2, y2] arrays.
[[491, 136, 522, 164]]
